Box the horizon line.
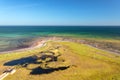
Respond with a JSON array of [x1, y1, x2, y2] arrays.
[[0, 25, 120, 27]]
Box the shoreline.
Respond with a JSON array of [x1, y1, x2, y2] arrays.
[[0, 39, 47, 54], [0, 36, 69, 54], [0, 36, 120, 55]]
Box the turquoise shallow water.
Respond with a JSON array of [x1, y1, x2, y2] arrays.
[[0, 26, 120, 52]]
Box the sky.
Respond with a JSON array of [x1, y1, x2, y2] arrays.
[[0, 0, 120, 25]]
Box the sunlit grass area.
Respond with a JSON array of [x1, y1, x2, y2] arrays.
[[0, 41, 120, 80]]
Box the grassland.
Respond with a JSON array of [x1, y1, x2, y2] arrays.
[[0, 40, 120, 80]]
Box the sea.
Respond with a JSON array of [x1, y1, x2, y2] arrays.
[[0, 26, 120, 52]]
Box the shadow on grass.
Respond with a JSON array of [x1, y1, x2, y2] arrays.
[[4, 56, 37, 66], [30, 66, 70, 75]]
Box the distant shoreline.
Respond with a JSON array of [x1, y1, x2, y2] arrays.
[[0, 36, 80, 54], [0, 36, 120, 55]]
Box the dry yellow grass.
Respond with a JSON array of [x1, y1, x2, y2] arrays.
[[0, 41, 120, 80]]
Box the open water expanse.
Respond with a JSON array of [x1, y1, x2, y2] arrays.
[[0, 26, 120, 52]]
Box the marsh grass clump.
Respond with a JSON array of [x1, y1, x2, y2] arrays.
[[33, 50, 70, 69], [22, 50, 71, 75], [3, 46, 71, 75]]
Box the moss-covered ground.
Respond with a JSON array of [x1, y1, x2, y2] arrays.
[[0, 41, 120, 80]]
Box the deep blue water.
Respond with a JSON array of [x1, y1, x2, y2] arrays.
[[0, 26, 120, 52]]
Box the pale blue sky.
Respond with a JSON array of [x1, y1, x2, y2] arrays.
[[0, 0, 120, 25]]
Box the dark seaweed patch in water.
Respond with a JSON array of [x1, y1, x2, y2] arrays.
[[0, 38, 35, 52], [30, 66, 70, 75]]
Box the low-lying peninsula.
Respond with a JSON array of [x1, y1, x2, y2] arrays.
[[0, 37, 120, 80]]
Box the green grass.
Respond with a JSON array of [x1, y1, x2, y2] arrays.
[[60, 41, 120, 64], [0, 41, 120, 80]]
